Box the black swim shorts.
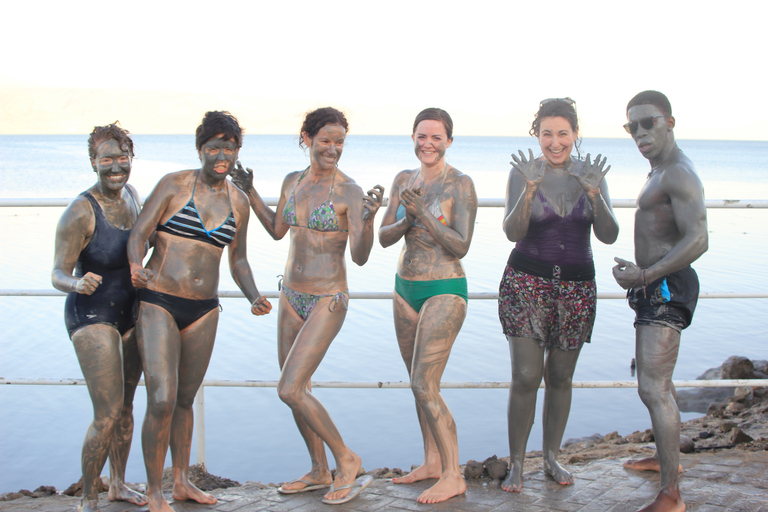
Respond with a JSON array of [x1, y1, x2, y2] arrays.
[[627, 266, 699, 332]]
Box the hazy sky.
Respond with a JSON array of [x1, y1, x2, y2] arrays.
[[2, 1, 764, 139]]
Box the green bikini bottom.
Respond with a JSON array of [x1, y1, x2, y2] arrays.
[[394, 274, 468, 313]]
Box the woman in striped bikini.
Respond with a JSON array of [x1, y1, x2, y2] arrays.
[[127, 111, 272, 512], [231, 107, 383, 505], [378, 108, 478, 504]]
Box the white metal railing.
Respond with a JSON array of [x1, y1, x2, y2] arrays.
[[2, 198, 766, 466]]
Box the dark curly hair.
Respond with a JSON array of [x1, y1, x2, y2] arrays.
[[529, 99, 581, 158], [88, 122, 134, 164], [412, 108, 453, 140], [299, 107, 349, 149], [195, 111, 243, 151], [626, 90, 672, 118]]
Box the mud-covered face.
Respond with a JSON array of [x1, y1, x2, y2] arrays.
[[412, 119, 452, 165], [537, 116, 576, 168], [305, 124, 346, 171], [199, 133, 239, 180], [626, 104, 673, 162], [92, 139, 131, 192]]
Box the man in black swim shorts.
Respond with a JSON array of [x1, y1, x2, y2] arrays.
[[613, 91, 708, 512]]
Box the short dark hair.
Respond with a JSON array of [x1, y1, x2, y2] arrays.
[[299, 107, 349, 148], [195, 111, 243, 151], [88, 122, 134, 162], [626, 90, 672, 117], [530, 99, 579, 137], [412, 108, 453, 140]]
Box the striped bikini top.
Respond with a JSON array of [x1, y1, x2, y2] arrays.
[[395, 164, 449, 228], [282, 166, 347, 232], [156, 171, 237, 248]]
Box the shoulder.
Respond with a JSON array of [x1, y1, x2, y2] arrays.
[[659, 151, 703, 195], [336, 170, 363, 196], [58, 193, 94, 230], [448, 166, 475, 191]]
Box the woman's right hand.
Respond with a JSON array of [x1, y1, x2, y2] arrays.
[[510, 149, 545, 186], [131, 268, 154, 289], [231, 161, 253, 194], [75, 272, 102, 295]]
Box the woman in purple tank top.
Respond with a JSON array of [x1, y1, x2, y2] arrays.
[[498, 98, 619, 493]]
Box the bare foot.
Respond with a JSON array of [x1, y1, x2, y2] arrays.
[[172, 480, 217, 505], [501, 462, 523, 492], [323, 452, 362, 503], [624, 456, 683, 474], [146, 492, 175, 512], [392, 463, 441, 484], [543, 458, 574, 486], [108, 483, 148, 506], [76, 498, 99, 512], [637, 488, 685, 512], [279, 468, 333, 492], [417, 474, 466, 504]]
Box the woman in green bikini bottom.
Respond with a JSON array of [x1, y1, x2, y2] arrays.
[[231, 107, 384, 505], [379, 108, 478, 504]]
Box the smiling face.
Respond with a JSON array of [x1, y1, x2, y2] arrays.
[[304, 123, 346, 171], [199, 133, 239, 181], [412, 119, 452, 166], [537, 116, 576, 168], [626, 104, 675, 164], [92, 139, 132, 192]]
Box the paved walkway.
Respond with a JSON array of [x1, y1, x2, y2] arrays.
[[3, 451, 767, 512]]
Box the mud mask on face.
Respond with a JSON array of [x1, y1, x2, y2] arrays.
[[200, 138, 237, 176]]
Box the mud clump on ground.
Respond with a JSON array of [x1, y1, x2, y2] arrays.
[[161, 464, 240, 492]]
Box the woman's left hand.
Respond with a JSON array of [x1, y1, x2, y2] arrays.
[[251, 296, 273, 316], [231, 161, 253, 193], [362, 185, 385, 220], [399, 187, 426, 220], [570, 153, 610, 194]]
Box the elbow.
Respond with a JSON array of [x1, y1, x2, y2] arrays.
[[352, 254, 369, 266]]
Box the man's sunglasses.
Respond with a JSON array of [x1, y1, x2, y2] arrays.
[[623, 116, 665, 135]]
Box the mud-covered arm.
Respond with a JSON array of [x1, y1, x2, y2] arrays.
[[51, 196, 101, 294], [379, 171, 415, 248], [127, 176, 173, 287], [503, 150, 544, 242], [231, 163, 289, 240], [570, 155, 619, 245], [346, 181, 383, 266], [228, 189, 272, 315], [404, 173, 478, 259]]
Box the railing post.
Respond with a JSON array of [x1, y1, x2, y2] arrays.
[[194, 385, 206, 468]]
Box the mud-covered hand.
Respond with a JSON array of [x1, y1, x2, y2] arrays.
[[251, 296, 273, 316], [571, 153, 610, 195], [131, 268, 154, 289], [612, 257, 642, 290], [400, 187, 427, 221], [231, 161, 253, 194], [75, 272, 102, 295], [511, 149, 545, 186], [362, 185, 385, 220]]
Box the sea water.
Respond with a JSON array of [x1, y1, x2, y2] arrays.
[[0, 135, 766, 491]]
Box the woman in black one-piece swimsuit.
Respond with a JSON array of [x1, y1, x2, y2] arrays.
[[52, 123, 148, 512]]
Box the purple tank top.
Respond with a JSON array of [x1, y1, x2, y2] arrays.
[[515, 189, 593, 266]]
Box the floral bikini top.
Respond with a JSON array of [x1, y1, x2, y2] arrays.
[[282, 166, 347, 232], [395, 165, 450, 229]]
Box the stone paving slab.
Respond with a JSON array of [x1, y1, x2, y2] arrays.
[[3, 451, 767, 512]]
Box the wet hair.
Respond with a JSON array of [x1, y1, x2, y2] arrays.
[[88, 122, 134, 163], [529, 99, 581, 158], [626, 90, 672, 117], [299, 107, 349, 149], [412, 108, 453, 140], [195, 111, 243, 151]]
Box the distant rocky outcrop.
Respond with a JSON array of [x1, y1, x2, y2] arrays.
[[676, 356, 768, 413]]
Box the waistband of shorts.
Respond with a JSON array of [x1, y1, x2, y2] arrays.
[[508, 249, 595, 281]]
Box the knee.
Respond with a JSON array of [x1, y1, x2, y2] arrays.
[[146, 393, 176, 419], [410, 377, 438, 406], [637, 378, 670, 408], [512, 367, 542, 394], [92, 404, 121, 432], [544, 372, 573, 393], [277, 381, 303, 408]]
